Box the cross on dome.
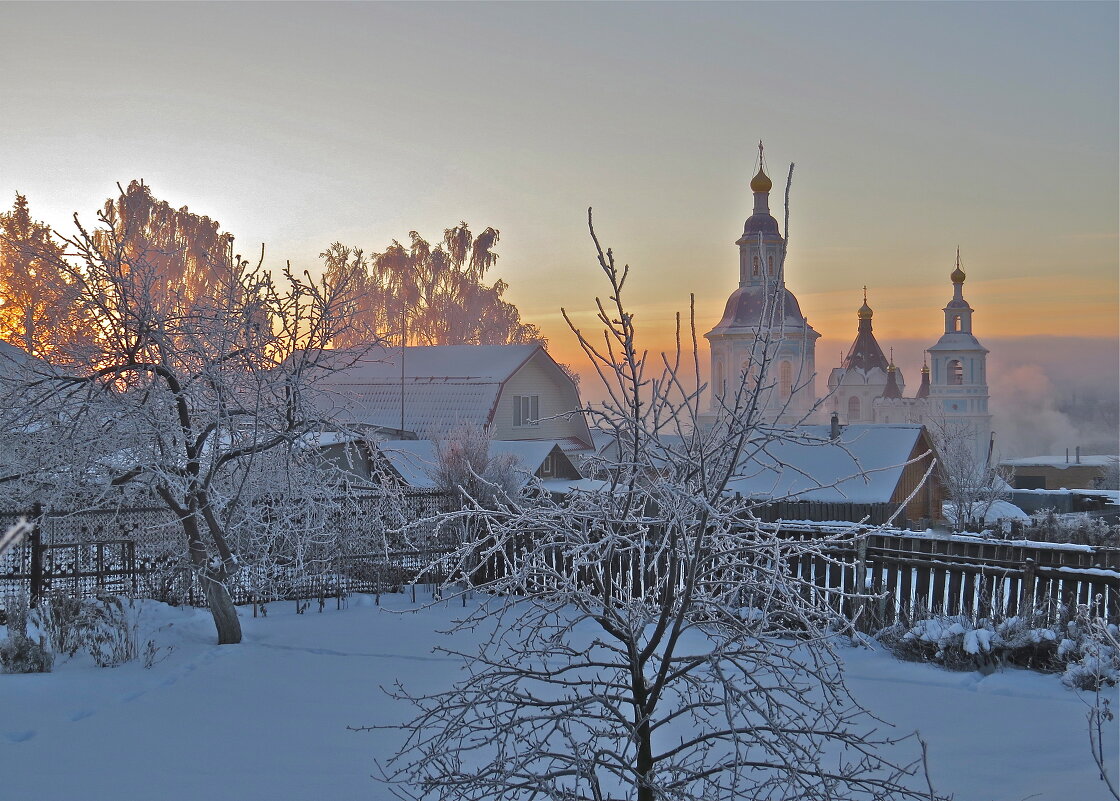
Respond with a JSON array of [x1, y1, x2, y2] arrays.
[[750, 140, 772, 193]]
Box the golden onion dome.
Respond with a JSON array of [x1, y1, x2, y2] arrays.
[[750, 167, 772, 193], [857, 300, 873, 320], [951, 264, 966, 284]]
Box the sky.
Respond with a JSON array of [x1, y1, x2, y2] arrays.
[[1, 1, 1117, 448]]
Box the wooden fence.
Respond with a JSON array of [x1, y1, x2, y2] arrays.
[[2, 506, 1117, 626], [859, 531, 1119, 625], [467, 523, 1120, 626]]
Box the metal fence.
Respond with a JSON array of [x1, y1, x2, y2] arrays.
[[0, 491, 455, 611]]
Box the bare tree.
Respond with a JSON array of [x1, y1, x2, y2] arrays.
[[369, 188, 942, 799], [432, 422, 521, 510], [926, 414, 1008, 532], [1, 185, 363, 644]]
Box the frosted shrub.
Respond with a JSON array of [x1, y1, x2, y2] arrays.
[[994, 614, 1061, 671], [26, 593, 143, 669], [1060, 612, 1119, 691], [0, 591, 52, 674], [79, 595, 139, 668], [879, 604, 1119, 686], [880, 615, 1002, 672], [1028, 508, 1119, 546], [0, 633, 53, 673], [34, 593, 87, 658]]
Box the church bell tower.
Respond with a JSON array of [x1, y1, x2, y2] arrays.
[[924, 251, 992, 464], [704, 142, 819, 424]]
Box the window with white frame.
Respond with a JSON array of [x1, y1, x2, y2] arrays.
[[514, 394, 540, 427]]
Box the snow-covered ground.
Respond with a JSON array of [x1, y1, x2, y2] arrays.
[[1, 594, 1115, 801]]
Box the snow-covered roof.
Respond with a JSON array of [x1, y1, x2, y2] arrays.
[[943, 499, 1031, 523], [0, 341, 52, 382], [539, 477, 613, 495], [726, 424, 929, 504], [316, 345, 542, 438], [1000, 454, 1117, 469], [323, 344, 540, 382], [375, 439, 568, 490]]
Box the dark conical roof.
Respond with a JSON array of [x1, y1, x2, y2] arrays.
[[915, 365, 930, 399], [882, 365, 902, 399], [842, 316, 888, 373]]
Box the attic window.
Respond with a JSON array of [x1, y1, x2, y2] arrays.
[[514, 394, 540, 427], [540, 453, 555, 477]]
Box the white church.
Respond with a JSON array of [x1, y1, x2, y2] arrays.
[[703, 143, 993, 465]]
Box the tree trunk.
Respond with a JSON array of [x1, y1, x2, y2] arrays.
[[203, 573, 242, 645], [172, 499, 243, 645]]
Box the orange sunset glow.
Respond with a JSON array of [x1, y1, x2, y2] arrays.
[[1, 1, 1116, 458]]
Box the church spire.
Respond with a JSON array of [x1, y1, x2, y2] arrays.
[[943, 248, 974, 335], [736, 140, 782, 287], [915, 358, 930, 399], [882, 358, 902, 399], [842, 287, 889, 372], [750, 140, 773, 194]]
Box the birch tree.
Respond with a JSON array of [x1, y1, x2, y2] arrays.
[[321, 223, 542, 348], [371, 175, 943, 799]]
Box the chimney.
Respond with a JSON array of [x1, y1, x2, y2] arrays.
[[830, 412, 840, 441], [1066, 448, 1070, 464], [1076, 446, 1081, 464]]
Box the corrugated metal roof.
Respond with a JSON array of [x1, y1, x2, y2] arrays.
[[316, 344, 543, 438], [322, 344, 539, 382]]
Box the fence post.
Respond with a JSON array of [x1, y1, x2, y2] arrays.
[[1021, 558, 1036, 615], [128, 541, 138, 596], [853, 529, 868, 629], [29, 503, 44, 608]]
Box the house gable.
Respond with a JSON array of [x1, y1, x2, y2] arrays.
[[491, 350, 592, 448]]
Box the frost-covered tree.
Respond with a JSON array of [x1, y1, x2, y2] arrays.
[[321, 223, 542, 348], [371, 180, 943, 799], [432, 422, 521, 510], [0, 184, 365, 644], [0, 193, 84, 358], [927, 414, 1008, 532]]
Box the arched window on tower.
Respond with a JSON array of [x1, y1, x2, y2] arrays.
[[768, 255, 775, 275], [952, 315, 961, 332], [848, 395, 861, 421], [714, 360, 725, 399], [780, 361, 792, 400], [948, 359, 964, 385], [752, 256, 760, 277]]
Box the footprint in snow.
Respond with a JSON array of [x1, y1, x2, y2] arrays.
[[121, 690, 145, 703], [6, 730, 36, 743], [68, 709, 94, 722]]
